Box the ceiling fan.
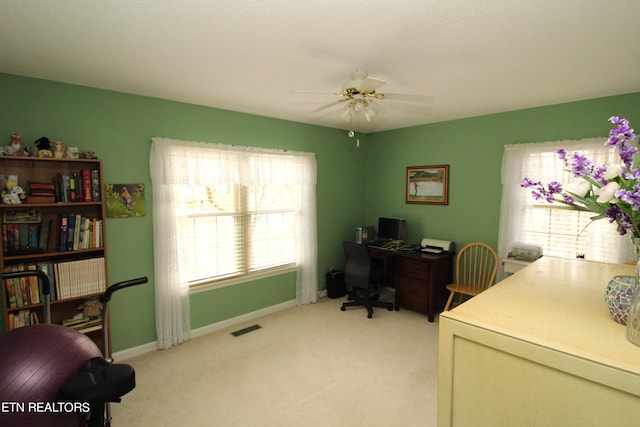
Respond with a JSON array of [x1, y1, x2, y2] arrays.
[[297, 69, 433, 136]]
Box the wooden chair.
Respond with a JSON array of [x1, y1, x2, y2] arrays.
[[443, 242, 499, 311]]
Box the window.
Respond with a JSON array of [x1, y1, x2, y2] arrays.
[[179, 182, 298, 285], [498, 137, 634, 278], [151, 138, 317, 290]]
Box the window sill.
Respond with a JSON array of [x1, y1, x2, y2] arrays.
[[188, 264, 297, 294]]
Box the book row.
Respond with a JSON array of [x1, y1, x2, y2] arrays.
[[27, 168, 101, 204], [7, 305, 103, 332], [1, 213, 103, 255], [3, 257, 106, 309], [1, 221, 48, 255], [7, 308, 40, 330], [58, 213, 103, 252]]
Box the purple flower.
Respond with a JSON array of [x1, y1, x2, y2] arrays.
[[556, 148, 568, 163], [520, 177, 537, 188], [606, 205, 635, 235], [593, 165, 608, 185], [606, 116, 637, 172], [569, 152, 594, 177], [548, 181, 562, 193], [615, 184, 640, 210]]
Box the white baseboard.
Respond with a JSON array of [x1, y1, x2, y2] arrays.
[[113, 299, 297, 361]]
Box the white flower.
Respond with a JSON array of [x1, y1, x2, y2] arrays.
[[566, 180, 591, 198], [596, 181, 620, 203], [603, 163, 623, 180]]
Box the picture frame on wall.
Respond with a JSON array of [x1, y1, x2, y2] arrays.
[[406, 165, 449, 205]]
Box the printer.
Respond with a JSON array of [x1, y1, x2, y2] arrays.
[[420, 238, 456, 254]]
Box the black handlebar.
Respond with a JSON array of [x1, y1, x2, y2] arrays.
[[102, 277, 149, 304]]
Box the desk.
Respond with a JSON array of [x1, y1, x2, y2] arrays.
[[370, 248, 453, 322], [438, 257, 640, 426]]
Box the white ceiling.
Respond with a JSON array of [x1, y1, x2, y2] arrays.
[[1, 0, 639, 134]]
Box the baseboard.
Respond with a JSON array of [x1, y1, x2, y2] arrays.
[[113, 299, 297, 361], [190, 299, 296, 339]]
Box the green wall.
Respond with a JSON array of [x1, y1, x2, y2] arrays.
[[0, 73, 364, 351], [1, 72, 638, 353], [364, 93, 640, 250]]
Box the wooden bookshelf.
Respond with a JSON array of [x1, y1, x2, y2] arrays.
[[1, 156, 110, 355]]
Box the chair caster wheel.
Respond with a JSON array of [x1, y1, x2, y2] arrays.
[[387, 306, 393, 311], [340, 306, 346, 311], [367, 313, 373, 319]]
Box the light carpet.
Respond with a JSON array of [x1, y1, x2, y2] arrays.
[[111, 292, 439, 426]]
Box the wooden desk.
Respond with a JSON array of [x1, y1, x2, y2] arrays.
[[438, 257, 640, 426], [370, 249, 453, 322]]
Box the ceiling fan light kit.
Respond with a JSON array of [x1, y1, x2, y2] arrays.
[[298, 69, 433, 137]]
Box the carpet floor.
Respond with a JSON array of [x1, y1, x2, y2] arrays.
[[111, 291, 439, 426]]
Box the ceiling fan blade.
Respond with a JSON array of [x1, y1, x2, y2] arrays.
[[358, 77, 387, 92], [383, 92, 434, 103], [310, 101, 341, 113], [289, 90, 337, 96]]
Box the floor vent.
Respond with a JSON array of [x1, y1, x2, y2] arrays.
[[231, 324, 262, 337]]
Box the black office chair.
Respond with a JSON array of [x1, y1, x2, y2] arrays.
[[340, 241, 394, 318]]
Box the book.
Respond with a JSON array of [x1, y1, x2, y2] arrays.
[[26, 195, 56, 203], [81, 169, 92, 202], [91, 169, 101, 201], [27, 263, 40, 305], [3, 266, 17, 309], [39, 219, 51, 250], [16, 264, 28, 306], [69, 172, 78, 202], [66, 213, 77, 251], [59, 213, 69, 251]]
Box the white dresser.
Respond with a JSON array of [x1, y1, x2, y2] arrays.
[[438, 256, 640, 426]]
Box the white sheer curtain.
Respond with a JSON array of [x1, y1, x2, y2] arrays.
[[498, 137, 634, 280], [150, 138, 317, 349]]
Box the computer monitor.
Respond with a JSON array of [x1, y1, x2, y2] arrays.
[[377, 217, 407, 241]]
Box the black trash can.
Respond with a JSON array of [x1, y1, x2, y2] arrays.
[[326, 269, 345, 299]]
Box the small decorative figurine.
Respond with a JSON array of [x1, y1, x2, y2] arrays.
[[2, 186, 26, 204], [66, 146, 80, 159], [8, 134, 25, 156], [51, 140, 66, 158], [34, 136, 53, 158]]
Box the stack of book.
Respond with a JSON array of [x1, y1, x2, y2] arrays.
[[62, 316, 102, 333], [27, 181, 56, 203]]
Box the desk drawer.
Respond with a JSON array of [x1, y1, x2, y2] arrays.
[[396, 277, 428, 313], [395, 258, 429, 280]]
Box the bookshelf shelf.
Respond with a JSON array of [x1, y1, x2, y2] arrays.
[[1, 155, 110, 355]]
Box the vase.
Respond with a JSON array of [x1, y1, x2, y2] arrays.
[[626, 238, 640, 346], [605, 276, 635, 325]]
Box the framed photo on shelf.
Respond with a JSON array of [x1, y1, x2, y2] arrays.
[[406, 165, 449, 205]]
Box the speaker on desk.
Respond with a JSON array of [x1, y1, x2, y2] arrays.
[[326, 269, 346, 299]]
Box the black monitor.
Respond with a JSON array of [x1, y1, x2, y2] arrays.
[[377, 217, 407, 241]]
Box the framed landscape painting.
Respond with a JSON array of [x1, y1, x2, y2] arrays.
[[406, 165, 449, 205]]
